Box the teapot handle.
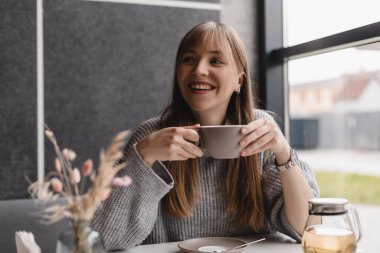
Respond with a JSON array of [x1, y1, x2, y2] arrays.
[[349, 204, 362, 242]]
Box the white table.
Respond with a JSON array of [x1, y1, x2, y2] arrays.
[[116, 233, 376, 253], [119, 234, 303, 253]]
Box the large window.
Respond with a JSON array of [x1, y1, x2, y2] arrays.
[[259, 1, 380, 251], [286, 0, 380, 46]]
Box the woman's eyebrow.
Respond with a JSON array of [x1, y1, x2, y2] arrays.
[[183, 49, 224, 55], [210, 50, 223, 54]]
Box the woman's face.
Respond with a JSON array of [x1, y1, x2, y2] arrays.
[[177, 42, 242, 120]]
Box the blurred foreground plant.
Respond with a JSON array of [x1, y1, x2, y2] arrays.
[[28, 126, 131, 253]]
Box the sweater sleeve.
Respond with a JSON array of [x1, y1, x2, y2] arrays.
[[91, 118, 174, 251], [254, 109, 320, 241]]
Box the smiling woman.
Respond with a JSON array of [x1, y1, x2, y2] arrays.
[[90, 21, 319, 251]]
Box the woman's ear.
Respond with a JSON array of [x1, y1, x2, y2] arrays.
[[234, 74, 244, 94], [235, 73, 245, 91], [235, 84, 242, 94], [238, 72, 245, 85]]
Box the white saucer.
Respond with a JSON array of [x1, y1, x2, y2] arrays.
[[178, 237, 248, 253]]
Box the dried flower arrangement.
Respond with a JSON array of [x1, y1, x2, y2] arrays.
[[28, 126, 131, 252]]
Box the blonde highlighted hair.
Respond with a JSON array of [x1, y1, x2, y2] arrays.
[[161, 21, 264, 231]]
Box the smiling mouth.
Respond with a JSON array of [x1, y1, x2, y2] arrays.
[[188, 82, 215, 91]]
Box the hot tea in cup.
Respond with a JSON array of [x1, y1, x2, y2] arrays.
[[198, 125, 245, 159]]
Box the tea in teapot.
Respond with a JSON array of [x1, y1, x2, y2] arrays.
[[302, 198, 362, 253]]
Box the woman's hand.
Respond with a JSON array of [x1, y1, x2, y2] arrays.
[[239, 118, 291, 163], [136, 124, 204, 166]]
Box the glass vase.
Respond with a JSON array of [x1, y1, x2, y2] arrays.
[[56, 220, 105, 253]]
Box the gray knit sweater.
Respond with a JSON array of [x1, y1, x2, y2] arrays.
[[91, 110, 319, 251]]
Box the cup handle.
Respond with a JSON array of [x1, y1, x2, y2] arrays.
[[349, 204, 362, 242]]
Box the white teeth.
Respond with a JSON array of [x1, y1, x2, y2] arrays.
[[190, 84, 212, 90]]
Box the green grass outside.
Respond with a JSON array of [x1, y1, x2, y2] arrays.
[[315, 171, 380, 205]]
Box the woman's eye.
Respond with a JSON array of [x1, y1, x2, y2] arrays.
[[182, 56, 196, 64], [210, 58, 223, 64]]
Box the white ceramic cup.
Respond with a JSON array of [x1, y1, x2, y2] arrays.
[[198, 125, 245, 159]]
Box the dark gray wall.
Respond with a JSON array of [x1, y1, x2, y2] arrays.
[[221, 0, 256, 78], [0, 0, 37, 199], [1, 0, 220, 199]]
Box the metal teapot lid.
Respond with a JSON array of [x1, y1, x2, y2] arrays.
[[309, 198, 348, 215]]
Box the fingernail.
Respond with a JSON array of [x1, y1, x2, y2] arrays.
[[241, 151, 246, 156], [240, 141, 246, 146], [242, 128, 247, 133]]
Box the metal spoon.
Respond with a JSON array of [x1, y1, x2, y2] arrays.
[[213, 238, 266, 252]]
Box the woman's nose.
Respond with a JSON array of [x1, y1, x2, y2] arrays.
[[192, 60, 209, 76]]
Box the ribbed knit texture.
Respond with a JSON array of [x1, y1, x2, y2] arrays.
[[91, 110, 320, 251]]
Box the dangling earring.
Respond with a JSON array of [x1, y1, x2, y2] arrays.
[[235, 88, 240, 95]]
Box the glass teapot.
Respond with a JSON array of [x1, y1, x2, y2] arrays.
[[301, 198, 362, 253]]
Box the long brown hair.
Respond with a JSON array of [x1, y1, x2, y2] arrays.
[[161, 21, 264, 231]]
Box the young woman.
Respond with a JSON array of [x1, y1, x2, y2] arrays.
[[91, 21, 319, 251]]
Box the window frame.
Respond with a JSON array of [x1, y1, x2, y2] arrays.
[[256, 0, 380, 138]]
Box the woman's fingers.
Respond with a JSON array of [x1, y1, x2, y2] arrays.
[[240, 117, 285, 156], [164, 127, 203, 160], [240, 123, 269, 147], [242, 118, 267, 133], [183, 124, 201, 130], [168, 142, 202, 160], [168, 126, 199, 143], [181, 139, 204, 157], [182, 128, 200, 143], [171, 150, 191, 161], [241, 132, 274, 156], [175, 147, 197, 160], [241, 118, 276, 146]]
